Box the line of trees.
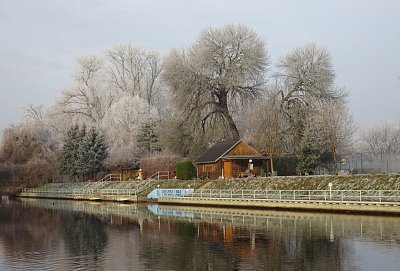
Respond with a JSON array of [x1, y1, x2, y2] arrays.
[[1, 24, 398, 187]]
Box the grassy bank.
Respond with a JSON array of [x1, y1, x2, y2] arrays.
[[32, 174, 400, 197], [200, 174, 400, 191]]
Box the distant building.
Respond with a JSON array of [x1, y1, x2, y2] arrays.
[[193, 139, 269, 179]]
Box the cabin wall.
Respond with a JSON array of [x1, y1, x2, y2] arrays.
[[197, 161, 222, 179]]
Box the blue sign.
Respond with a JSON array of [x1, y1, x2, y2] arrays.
[[147, 188, 194, 199]]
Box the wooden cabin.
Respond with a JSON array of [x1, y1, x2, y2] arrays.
[[193, 139, 269, 179]]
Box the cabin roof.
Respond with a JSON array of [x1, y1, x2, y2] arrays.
[[193, 139, 267, 164], [193, 139, 240, 164]]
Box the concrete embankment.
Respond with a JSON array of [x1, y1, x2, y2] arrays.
[[158, 196, 400, 215], [18, 192, 138, 202]]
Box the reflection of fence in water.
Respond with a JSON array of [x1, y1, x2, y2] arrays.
[[153, 205, 400, 242], [19, 198, 144, 218]]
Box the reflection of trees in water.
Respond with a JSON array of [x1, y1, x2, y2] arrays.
[[61, 212, 108, 257], [139, 220, 241, 270], [0, 201, 61, 259], [136, 215, 357, 271]]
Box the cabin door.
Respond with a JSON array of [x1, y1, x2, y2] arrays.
[[223, 161, 232, 178]]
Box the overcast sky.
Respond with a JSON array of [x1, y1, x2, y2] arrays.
[[0, 0, 399, 132]]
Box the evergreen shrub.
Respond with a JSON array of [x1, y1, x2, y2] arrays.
[[176, 161, 196, 180]]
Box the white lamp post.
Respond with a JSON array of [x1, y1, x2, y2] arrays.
[[328, 182, 333, 200]]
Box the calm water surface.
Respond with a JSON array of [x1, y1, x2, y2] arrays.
[[1, 198, 400, 271]]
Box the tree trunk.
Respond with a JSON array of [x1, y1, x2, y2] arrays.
[[332, 143, 337, 175], [224, 112, 240, 140], [270, 158, 275, 175], [217, 89, 240, 140]]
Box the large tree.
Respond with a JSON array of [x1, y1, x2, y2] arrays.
[[306, 100, 355, 174], [276, 43, 342, 109], [163, 24, 269, 140], [248, 90, 288, 174], [101, 94, 158, 163], [105, 44, 163, 106], [57, 55, 108, 124], [274, 44, 347, 156]]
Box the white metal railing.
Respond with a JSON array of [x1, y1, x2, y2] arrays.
[[147, 171, 170, 181], [165, 189, 400, 203], [99, 174, 122, 182], [22, 188, 137, 196]]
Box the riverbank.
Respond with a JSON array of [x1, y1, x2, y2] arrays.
[[17, 174, 400, 214]]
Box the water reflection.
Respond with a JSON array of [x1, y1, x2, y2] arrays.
[[0, 198, 399, 270]]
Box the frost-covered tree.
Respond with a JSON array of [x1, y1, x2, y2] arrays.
[[247, 90, 288, 174], [274, 44, 347, 155], [276, 43, 344, 109], [360, 121, 400, 155], [163, 24, 269, 140], [105, 44, 163, 106], [57, 55, 109, 124], [307, 100, 355, 174], [101, 94, 158, 163], [76, 126, 108, 179]]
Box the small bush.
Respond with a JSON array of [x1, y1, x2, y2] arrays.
[[139, 153, 179, 179], [176, 161, 196, 180]]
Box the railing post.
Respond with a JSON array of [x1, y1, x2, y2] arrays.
[[308, 191, 311, 201], [279, 190, 282, 200], [293, 191, 295, 200], [359, 191, 362, 202], [379, 191, 382, 202], [341, 191, 343, 201]]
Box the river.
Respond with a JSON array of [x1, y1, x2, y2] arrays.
[[0, 198, 400, 270]]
